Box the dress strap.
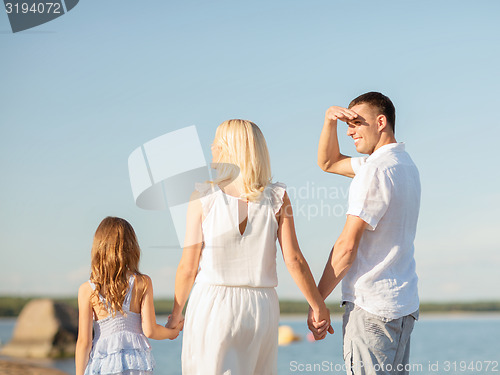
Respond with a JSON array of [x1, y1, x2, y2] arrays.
[[122, 274, 135, 312], [88, 280, 107, 307]]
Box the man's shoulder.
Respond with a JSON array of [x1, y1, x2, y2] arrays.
[[353, 153, 418, 189], [355, 156, 391, 177], [368, 149, 417, 171]]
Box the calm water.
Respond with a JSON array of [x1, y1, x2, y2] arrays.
[[1, 314, 499, 374]]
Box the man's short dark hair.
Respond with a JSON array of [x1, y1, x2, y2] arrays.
[[348, 92, 396, 133]]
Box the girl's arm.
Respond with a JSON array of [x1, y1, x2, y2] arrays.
[[75, 282, 93, 375], [141, 275, 182, 340], [167, 191, 204, 328], [277, 192, 333, 335]]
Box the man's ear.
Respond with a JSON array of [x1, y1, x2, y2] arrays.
[[377, 115, 388, 132]]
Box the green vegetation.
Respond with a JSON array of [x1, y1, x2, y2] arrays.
[[1, 296, 499, 317], [0, 297, 32, 317], [418, 301, 500, 313], [0, 296, 178, 317]]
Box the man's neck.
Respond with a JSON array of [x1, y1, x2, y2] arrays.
[[371, 134, 397, 154]]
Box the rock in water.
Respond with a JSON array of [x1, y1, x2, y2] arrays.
[[1, 299, 78, 358]]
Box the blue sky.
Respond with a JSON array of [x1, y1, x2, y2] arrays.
[[1, 0, 499, 302]]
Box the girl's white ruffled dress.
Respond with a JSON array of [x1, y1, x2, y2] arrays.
[[182, 182, 286, 375], [85, 275, 154, 375]]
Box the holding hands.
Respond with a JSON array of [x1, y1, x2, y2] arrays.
[[307, 306, 334, 341], [166, 313, 185, 339]]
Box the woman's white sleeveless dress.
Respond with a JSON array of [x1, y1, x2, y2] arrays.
[[181, 182, 286, 375]]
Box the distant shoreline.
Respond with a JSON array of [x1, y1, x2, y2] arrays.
[[1, 296, 499, 317]]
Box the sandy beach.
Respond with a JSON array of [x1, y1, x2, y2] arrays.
[[0, 359, 68, 375]]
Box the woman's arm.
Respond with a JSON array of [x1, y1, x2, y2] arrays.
[[167, 191, 204, 328], [277, 192, 333, 336], [75, 282, 93, 375], [140, 275, 182, 340]]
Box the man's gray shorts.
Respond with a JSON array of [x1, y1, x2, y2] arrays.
[[342, 302, 419, 375]]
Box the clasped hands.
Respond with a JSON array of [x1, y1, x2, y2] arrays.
[[166, 313, 185, 332], [307, 307, 334, 340]]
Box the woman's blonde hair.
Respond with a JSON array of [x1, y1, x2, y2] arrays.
[[211, 119, 272, 201], [90, 217, 144, 316]]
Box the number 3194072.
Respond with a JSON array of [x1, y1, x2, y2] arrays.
[[5, 2, 62, 14]]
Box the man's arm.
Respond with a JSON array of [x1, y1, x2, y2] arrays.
[[317, 106, 358, 178], [317, 215, 367, 299]]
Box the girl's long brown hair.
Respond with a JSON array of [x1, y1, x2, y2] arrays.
[[90, 217, 144, 316]]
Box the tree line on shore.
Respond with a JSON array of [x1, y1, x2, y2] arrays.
[[1, 297, 499, 317]]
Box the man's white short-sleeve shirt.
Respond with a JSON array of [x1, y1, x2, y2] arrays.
[[344, 142, 420, 320]]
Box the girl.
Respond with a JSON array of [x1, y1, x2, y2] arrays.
[[76, 217, 183, 375], [167, 119, 333, 374]]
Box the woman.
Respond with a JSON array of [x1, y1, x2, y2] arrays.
[[167, 119, 331, 374]]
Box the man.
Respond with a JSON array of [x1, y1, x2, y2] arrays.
[[309, 92, 420, 375]]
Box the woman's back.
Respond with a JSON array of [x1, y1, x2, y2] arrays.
[[181, 182, 284, 375], [195, 181, 286, 287]]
